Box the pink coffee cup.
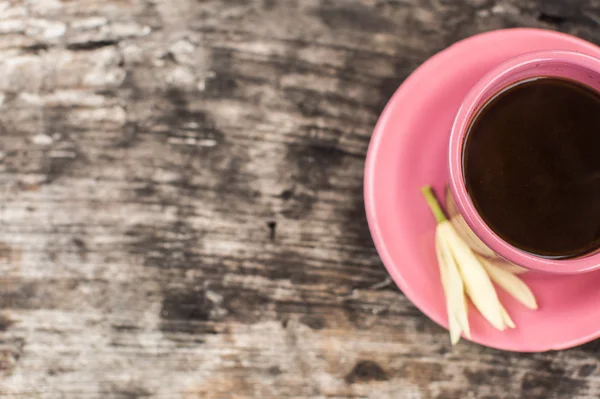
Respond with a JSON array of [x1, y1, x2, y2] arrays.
[[449, 50, 600, 274]]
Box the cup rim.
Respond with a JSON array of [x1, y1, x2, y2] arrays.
[[448, 50, 600, 274]]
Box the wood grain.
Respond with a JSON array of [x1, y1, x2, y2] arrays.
[[0, 0, 599, 397]]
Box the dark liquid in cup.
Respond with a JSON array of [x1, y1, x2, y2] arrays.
[[463, 77, 600, 259]]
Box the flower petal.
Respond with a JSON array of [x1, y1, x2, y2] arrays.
[[481, 259, 538, 310], [436, 229, 467, 344], [440, 222, 505, 331], [500, 304, 516, 329]]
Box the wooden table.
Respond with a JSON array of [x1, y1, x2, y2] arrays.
[[0, 0, 599, 397]]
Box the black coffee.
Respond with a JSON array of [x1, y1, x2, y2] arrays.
[[463, 77, 600, 259]]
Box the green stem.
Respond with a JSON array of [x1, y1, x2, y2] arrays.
[[421, 185, 447, 223]]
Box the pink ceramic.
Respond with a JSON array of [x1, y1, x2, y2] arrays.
[[449, 50, 600, 274], [364, 28, 600, 352]]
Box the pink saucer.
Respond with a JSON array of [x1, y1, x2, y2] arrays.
[[364, 28, 600, 352]]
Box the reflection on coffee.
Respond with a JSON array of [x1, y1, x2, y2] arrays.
[[463, 77, 600, 259]]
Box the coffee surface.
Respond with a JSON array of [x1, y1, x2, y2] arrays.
[[463, 77, 600, 259]]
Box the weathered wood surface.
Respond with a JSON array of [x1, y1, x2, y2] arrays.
[[0, 0, 599, 398]]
